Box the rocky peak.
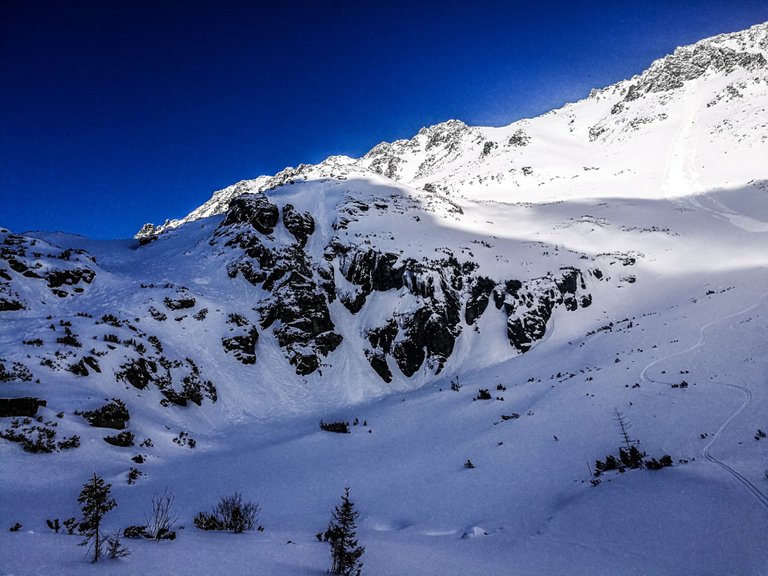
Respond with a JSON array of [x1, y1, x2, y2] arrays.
[[623, 23, 767, 102], [624, 44, 766, 101]]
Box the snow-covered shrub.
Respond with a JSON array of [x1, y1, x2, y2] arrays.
[[56, 330, 82, 348], [127, 467, 142, 484], [619, 446, 645, 469], [123, 525, 149, 539], [63, 517, 78, 535], [172, 430, 196, 448], [58, 434, 81, 450], [77, 398, 129, 429], [645, 455, 673, 470], [194, 492, 261, 533], [99, 314, 121, 327], [104, 431, 135, 447], [320, 420, 350, 434], [0, 361, 33, 382], [0, 422, 57, 453]]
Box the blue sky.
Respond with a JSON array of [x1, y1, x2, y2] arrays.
[[2, 1, 767, 239]]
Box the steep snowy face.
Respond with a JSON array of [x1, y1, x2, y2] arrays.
[[136, 22, 768, 238], [2, 21, 767, 444]]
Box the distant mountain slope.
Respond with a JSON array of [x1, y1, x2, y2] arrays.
[[138, 21, 767, 237]]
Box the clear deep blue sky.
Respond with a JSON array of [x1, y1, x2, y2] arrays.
[[2, 1, 767, 239]]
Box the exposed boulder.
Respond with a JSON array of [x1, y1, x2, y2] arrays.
[[0, 397, 47, 417], [0, 297, 25, 312]]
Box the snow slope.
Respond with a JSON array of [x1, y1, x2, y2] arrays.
[[1, 21, 767, 576]]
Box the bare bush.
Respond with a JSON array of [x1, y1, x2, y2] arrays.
[[145, 488, 177, 540]]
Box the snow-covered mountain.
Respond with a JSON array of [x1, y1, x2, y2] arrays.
[[139, 21, 768, 236], [2, 22, 767, 576]]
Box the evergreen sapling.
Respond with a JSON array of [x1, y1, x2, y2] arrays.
[[77, 473, 118, 563], [326, 487, 364, 576]]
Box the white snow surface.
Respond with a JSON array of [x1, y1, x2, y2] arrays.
[[1, 21, 768, 576]]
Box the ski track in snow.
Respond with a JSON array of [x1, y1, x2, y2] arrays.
[[640, 292, 768, 509], [662, 80, 702, 200]]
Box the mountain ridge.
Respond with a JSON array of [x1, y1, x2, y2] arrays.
[[137, 21, 768, 238]]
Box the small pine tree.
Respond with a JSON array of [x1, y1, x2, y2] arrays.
[[78, 473, 117, 563], [613, 409, 634, 452], [105, 530, 130, 559], [326, 487, 364, 576]]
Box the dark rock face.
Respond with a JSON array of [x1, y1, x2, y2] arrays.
[[340, 247, 464, 378], [495, 268, 591, 353], [366, 351, 392, 383], [114, 355, 216, 407], [282, 204, 315, 247], [365, 320, 398, 382], [135, 223, 157, 239], [217, 203, 342, 376], [221, 193, 279, 234], [337, 248, 404, 310], [336, 241, 596, 380], [392, 304, 458, 377], [222, 327, 259, 365], [0, 397, 46, 417], [260, 258, 342, 376], [465, 276, 496, 325]]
